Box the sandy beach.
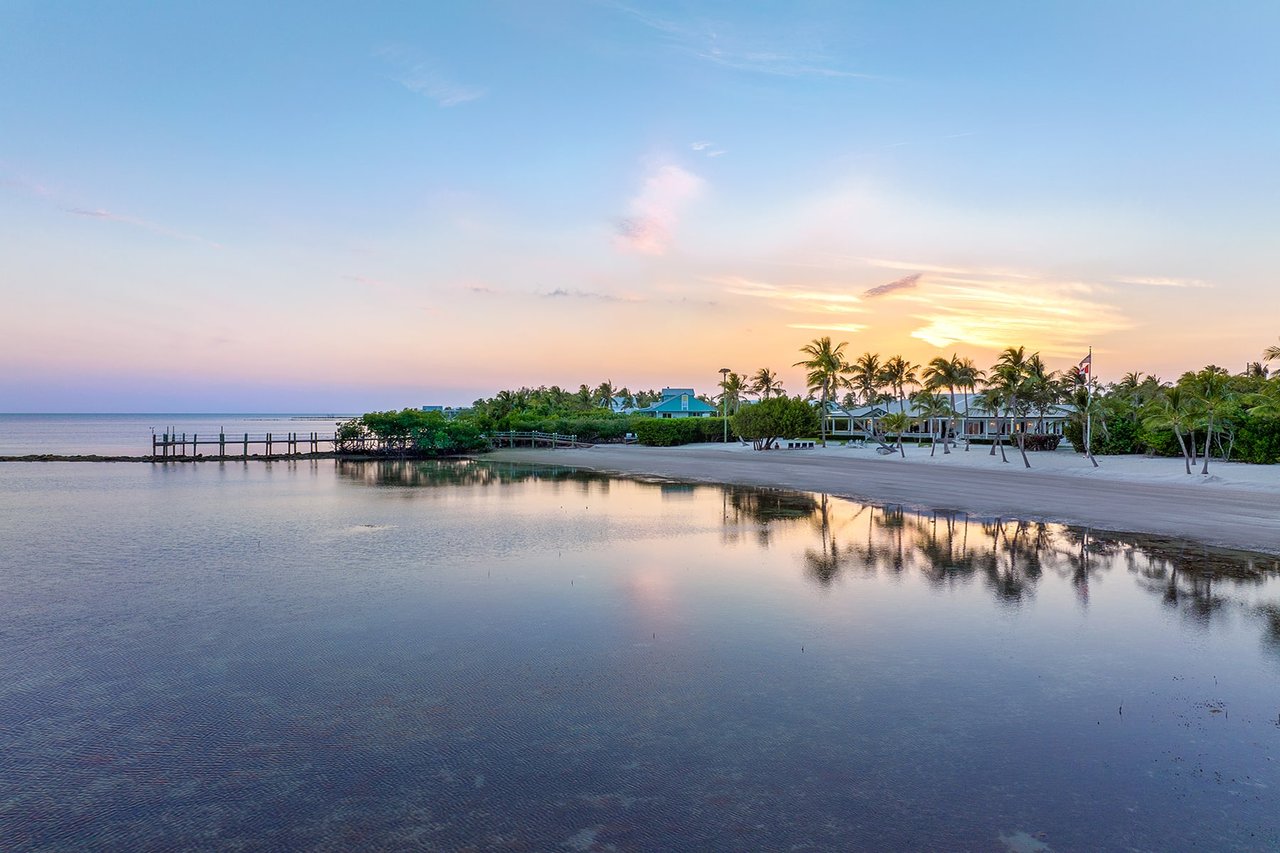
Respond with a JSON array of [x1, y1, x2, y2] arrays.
[[488, 442, 1280, 555]]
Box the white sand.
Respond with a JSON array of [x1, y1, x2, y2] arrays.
[[488, 442, 1280, 554]]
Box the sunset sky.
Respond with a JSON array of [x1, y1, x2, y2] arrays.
[[3, 1, 1278, 411]]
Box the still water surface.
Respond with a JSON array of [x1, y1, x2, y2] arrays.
[[0, 413, 351, 457], [1, 459, 1278, 850]]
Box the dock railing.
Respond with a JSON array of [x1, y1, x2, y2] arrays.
[[152, 430, 336, 460], [488, 431, 588, 449]]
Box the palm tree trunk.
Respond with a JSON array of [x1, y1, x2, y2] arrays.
[[930, 425, 937, 457], [1174, 429, 1191, 474], [1200, 416, 1213, 474], [898, 433, 905, 458], [963, 387, 972, 450], [820, 383, 828, 447]]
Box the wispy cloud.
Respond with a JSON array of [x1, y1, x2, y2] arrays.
[[711, 275, 865, 314], [615, 163, 705, 255], [856, 256, 1034, 280], [788, 322, 868, 333], [1111, 275, 1213, 289], [690, 140, 727, 158], [541, 288, 642, 303], [908, 280, 1129, 354], [377, 46, 485, 107], [64, 206, 222, 248], [862, 273, 921, 298], [2, 168, 222, 248], [610, 2, 880, 80]]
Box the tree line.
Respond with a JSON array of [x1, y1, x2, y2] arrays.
[[343, 335, 1280, 463]]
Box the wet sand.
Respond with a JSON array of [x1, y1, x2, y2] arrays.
[[488, 444, 1280, 555]]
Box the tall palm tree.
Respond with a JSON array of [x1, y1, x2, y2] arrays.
[[974, 385, 1009, 463], [911, 390, 952, 456], [795, 337, 851, 446], [1067, 384, 1103, 468], [848, 352, 883, 405], [1245, 362, 1270, 379], [1264, 338, 1280, 363], [923, 355, 962, 449], [1187, 367, 1233, 474], [1024, 353, 1062, 434], [749, 367, 784, 399], [1144, 386, 1197, 474], [880, 355, 919, 408], [953, 357, 984, 450], [988, 346, 1034, 468], [718, 371, 747, 415]]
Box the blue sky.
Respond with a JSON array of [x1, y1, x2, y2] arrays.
[[2, 1, 1278, 410]]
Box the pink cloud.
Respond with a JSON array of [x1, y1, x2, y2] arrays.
[[614, 164, 704, 256]]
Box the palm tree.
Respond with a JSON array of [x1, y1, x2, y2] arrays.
[[1245, 380, 1280, 419], [879, 411, 911, 458], [1144, 386, 1197, 474], [594, 380, 617, 410], [749, 368, 784, 400], [1024, 354, 1062, 434], [848, 352, 883, 405], [1187, 367, 1233, 474], [880, 355, 919, 408], [923, 355, 962, 450], [974, 385, 1009, 463], [1067, 384, 1103, 468], [1264, 339, 1280, 362], [989, 346, 1034, 468], [795, 337, 851, 446], [911, 390, 952, 456], [953, 357, 984, 450], [718, 371, 747, 415], [1245, 362, 1270, 379]]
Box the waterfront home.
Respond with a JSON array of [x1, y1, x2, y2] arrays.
[[632, 388, 719, 419], [420, 405, 469, 419], [827, 394, 1073, 442]]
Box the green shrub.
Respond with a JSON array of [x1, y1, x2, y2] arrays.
[[632, 417, 725, 446], [731, 397, 820, 449]]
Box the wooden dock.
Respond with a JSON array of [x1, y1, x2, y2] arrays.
[[148, 428, 594, 460], [152, 430, 337, 460]]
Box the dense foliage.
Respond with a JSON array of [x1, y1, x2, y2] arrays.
[[632, 417, 729, 447], [343, 341, 1280, 469], [338, 409, 488, 455], [1063, 369, 1280, 465], [731, 396, 820, 450]]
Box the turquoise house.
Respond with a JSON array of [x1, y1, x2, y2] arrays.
[[632, 388, 719, 419]]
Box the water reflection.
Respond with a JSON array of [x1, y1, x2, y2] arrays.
[[339, 458, 1280, 639]]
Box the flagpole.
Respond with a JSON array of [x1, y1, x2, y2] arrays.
[[1085, 346, 1096, 466]]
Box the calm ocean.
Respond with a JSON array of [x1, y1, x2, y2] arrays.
[[0, 413, 354, 456], [1, 453, 1278, 849]]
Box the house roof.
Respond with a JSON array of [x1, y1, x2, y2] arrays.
[[634, 394, 718, 415], [835, 393, 1074, 419]]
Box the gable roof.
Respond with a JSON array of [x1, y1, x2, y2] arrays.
[[634, 394, 718, 415]]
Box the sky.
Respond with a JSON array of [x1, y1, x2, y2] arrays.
[[2, 1, 1279, 411]]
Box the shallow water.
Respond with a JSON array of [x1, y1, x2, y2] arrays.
[[0, 413, 352, 456], [1, 459, 1278, 851]]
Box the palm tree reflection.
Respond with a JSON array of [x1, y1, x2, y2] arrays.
[[338, 458, 1280, 651]]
